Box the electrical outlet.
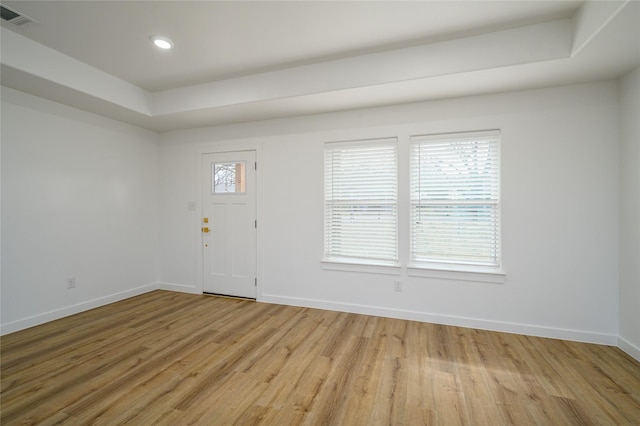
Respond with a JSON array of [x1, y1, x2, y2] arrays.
[[66, 277, 76, 289], [394, 281, 402, 292]]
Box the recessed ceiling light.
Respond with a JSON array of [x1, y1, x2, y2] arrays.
[[150, 35, 173, 50]]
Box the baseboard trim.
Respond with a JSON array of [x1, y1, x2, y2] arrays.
[[2, 284, 623, 350], [618, 336, 640, 362], [1, 283, 158, 335], [259, 293, 618, 346], [157, 282, 200, 294]]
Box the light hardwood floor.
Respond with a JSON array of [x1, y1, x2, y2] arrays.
[[1, 290, 639, 425]]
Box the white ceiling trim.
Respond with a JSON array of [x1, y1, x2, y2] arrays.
[[0, 1, 636, 132], [571, 0, 629, 56], [0, 27, 152, 116], [153, 19, 570, 117]]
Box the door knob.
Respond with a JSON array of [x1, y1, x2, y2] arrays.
[[202, 227, 210, 233]]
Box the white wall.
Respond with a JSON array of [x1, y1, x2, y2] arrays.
[[0, 79, 626, 349], [159, 81, 620, 344], [1, 87, 160, 333], [619, 66, 640, 359]]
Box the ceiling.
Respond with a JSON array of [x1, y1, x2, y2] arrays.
[[1, 1, 639, 132]]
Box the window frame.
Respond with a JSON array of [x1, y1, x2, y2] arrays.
[[212, 161, 247, 194], [323, 138, 400, 270], [320, 130, 505, 281], [409, 130, 503, 275]]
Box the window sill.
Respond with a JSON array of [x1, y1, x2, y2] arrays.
[[407, 264, 506, 284], [321, 259, 401, 275]]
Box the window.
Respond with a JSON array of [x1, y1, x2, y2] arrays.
[[213, 162, 246, 193], [324, 139, 398, 264], [410, 131, 500, 270]]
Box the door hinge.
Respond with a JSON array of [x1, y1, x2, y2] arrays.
[[255, 162, 257, 170], [255, 278, 257, 287], [255, 219, 257, 228]]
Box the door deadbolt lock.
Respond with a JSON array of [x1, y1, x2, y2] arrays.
[[202, 227, 210, 233], [203, 217, 209, 223]]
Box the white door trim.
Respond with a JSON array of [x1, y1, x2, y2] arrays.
[[195, 143, 263, 300]]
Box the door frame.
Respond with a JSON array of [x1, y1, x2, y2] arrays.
[[195, 143, 262, 299]]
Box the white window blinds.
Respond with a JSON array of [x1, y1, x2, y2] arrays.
[[410, 131, 500, 268], [324, 139, 398, 263]]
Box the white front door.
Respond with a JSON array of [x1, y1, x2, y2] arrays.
[[201, 151, 256, 299]]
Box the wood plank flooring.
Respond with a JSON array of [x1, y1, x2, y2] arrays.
[[1, 290, 639, 425]]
